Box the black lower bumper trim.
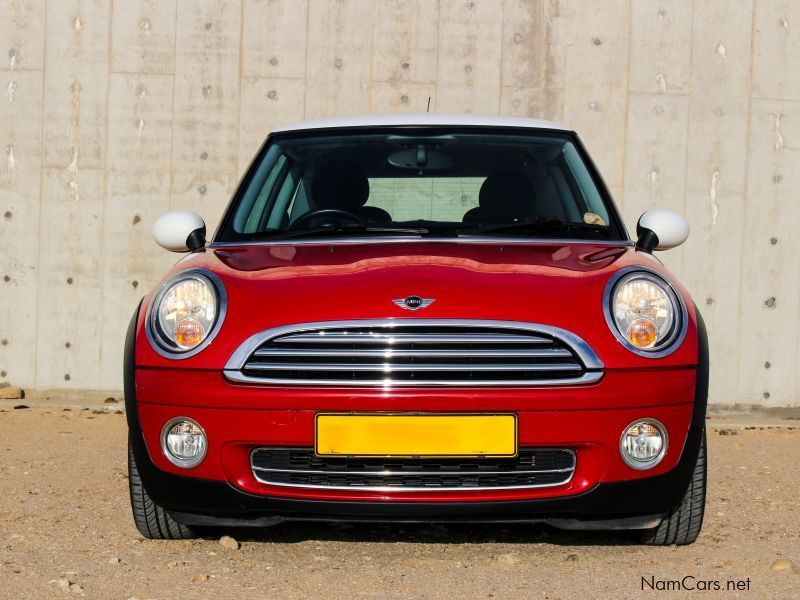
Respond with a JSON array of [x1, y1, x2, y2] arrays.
[[169, 510, 663, 531]]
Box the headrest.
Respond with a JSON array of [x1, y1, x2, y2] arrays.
[[478, 171, 535, 220], [311, 160, 370, 211]]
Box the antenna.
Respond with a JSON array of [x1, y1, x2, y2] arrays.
[[426, 96, 431, 113]]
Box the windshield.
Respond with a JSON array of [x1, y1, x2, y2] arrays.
[[215, 128, 626, 242]]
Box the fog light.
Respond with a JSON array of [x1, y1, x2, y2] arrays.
[[161, 418, 207, 468], [619, 419, 667, 470]]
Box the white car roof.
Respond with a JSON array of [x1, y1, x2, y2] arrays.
[[273, 113, 571, 133]]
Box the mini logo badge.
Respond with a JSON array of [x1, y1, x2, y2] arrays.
[[393, 295, 435, 311]]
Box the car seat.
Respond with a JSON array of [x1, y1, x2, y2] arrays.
[[310, 160, 391, 223], [462, 171, 536, 224]]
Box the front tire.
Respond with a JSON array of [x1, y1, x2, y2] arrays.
[[641, 429, 706, 546], [128, 437, 197, 539]]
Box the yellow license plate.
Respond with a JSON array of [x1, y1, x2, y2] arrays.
[[315, 414, 517, 458]]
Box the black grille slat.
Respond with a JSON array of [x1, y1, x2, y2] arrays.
[[238, 323, 592, 386], [251, 448, 575, 490]]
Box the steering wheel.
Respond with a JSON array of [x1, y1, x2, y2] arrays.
[[290, 208, 365, 230]]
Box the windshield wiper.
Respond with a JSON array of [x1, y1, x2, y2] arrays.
[[261, 224, 430, 241], [460, 217, 611, 237]]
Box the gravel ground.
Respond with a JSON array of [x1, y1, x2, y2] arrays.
[[0, 406, 798, 599]]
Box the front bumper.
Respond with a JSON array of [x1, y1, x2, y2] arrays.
[[128, 418, 703, 529], [124, 303, 709, 528], [129, 370, 701, 525]]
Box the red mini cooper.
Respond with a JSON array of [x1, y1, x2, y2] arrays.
[[126, 114, 707, 545]]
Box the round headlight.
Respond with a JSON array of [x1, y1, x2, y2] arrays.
[[605, 270, 685, 356], [147, 270, 226, 358], [161, 418, 207, 468], [619, 419, 667, 469]]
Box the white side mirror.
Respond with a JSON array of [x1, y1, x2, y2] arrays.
[[636, 208, 690, 252], [152, 211, 206, 252]]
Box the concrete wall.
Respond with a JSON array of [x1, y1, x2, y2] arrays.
[[1, 0, 798, 408]]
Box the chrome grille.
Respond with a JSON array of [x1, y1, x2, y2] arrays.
[[251, 447, 576, 491], [224, 319, 603, 386]]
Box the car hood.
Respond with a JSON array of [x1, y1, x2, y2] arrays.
[[136, 240, 698, 370]]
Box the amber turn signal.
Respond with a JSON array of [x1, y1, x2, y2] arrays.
[[626, 318, 657, 349], [174, 318, 204, 349]]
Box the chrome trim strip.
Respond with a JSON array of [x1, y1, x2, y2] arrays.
[[271, 332, 553, 345], [249, 448, 577, 492], [602, 267, 689, 359], [252, 466, 575, 475], [225, 370, 604, 387], [144, 269, 228, 360], [225, 319, 604, 372], [209, 237, 635, 248], [253, 347, 572, 358], [243, 362, 582, 372], [249, 479, 574, 492]]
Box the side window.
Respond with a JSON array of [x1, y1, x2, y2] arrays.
[[545, 166, 581, 222], [266, 166, 303, 229], [242, 155, 287, 232], [561, 143, 610, 224], [287, 178, 313, 224], [233, 146, 289, 233]]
